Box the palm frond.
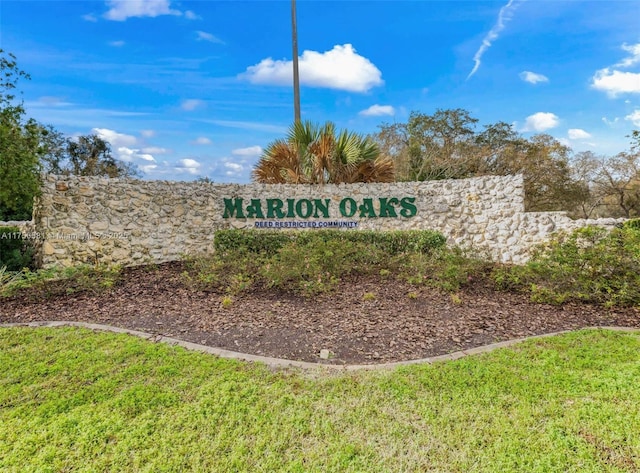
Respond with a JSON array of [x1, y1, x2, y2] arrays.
[[348, 156, 395, 183], [252, 120, 391, 184], [252, 139, 305, 184]]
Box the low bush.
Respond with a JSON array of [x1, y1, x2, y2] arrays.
[[399, 246, 492, 292], [213, 229, 446, 256], [183, 247, 261, 294], [493, 225, 640, 307], [190, 229, 465, 296], [260, 238, 387, 295], [623, 218, 640, 230], [0, 227, 36, 271], [213, 229, 291, 257], [0, 264, 121, 298]]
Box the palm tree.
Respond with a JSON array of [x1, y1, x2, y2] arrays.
[[252, 121, 395, 184]]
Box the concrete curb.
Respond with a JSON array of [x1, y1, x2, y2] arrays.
[[2, 321, 638, 371]]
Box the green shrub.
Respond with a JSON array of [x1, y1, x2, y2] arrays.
[[1, 264, 121, 298], [399, 247, 492, 292], [193, 229, 469, 296], [214, 229, 291, 257], [0, 227, 36, 271], [623, 218, 640, 231], [184, 248, 261, 293], [493, 226, 640, 307], [260, 238, 386, 295], [213, 229, 446, 256]]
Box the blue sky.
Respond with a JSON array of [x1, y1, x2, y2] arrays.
[[1, 0, 639, 182]]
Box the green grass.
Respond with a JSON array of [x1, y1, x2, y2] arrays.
[[2, 328, 640, 472]]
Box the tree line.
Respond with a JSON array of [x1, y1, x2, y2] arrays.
[[253, 110, 639, 219], [2, 48, 638, 222], [371, 109, 639, 218], [0, 50, 137, 221]]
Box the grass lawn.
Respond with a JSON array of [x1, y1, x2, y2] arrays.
[[1, 328, 639, 472]]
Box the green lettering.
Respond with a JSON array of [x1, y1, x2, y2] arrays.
[[266, 199, 286, 218], [246, 199, 265, 219], [286, 199, 296, 218], [296, 199, 313, 218], [313, 199, 331, 218], [358, 198, 377, 218], [223, 198, 245, 218], [339, 198, 357, 217], [378, 197, 399, 218], [400, 197, 417, 217]]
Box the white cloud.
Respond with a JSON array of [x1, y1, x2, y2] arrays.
[[592, 69, 640, 96], [37, 96, 71, 106], [221, 160, 248, 180], [615, 42, 640, 68], [232, 145, 263, 157], [625, 109, 640, 127], [139, 164, 158, 173], [181, 99, 204, 111], [104, 0, 182, 21], [117, 147, 155, 162], [568, 128, 592, 140], [140, 129, 156, 138], [108, 40, 125, 47], [196, 31, 224, 44], [359, 104, 395, 117], [184, 10, 199, 20], [225, 162, 243, 172], [242, 44, 383, 93], [521, 112, 559, 132], [92, 128, 161, 164], [92, 128, 138, 147], [176, 158, 202, 174], [141, 146, 169, 155], [519, 71, 548, 84], [467, 0, 525, 79], [191, 137, 212, 145], [204, 155, 258, 183], [592, 43, 640, 97], [602, 116, 620, 127], [82, 13, 98, 22]]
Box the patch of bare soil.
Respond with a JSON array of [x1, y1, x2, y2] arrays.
[[1, 262, 638, 364]]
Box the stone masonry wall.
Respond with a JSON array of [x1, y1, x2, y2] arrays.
[[33, 174, 625, 268]]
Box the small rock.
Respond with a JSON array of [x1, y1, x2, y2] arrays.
[[319, 349, 332, 359]]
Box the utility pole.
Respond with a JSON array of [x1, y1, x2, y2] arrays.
[[291, 0, 301, 123]]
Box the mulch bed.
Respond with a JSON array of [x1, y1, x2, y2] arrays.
[[2, 261, 639, 365]]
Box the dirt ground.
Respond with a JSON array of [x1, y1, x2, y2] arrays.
[[2, 262, 639, 364]]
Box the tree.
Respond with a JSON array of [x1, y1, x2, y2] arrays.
[[1, 50, 140, 220], [373, 109, 587, 212], [592, 131, 640, 218], [372, 121, 410, 179], [374, 109, 481, 181], [405, 108, 479, 181], [472, 121, 526, 174], [253, 121, 394, 184], [484, 133, 584, 212], [0, 49, 43, 220], [48, 134, 139, 178]]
